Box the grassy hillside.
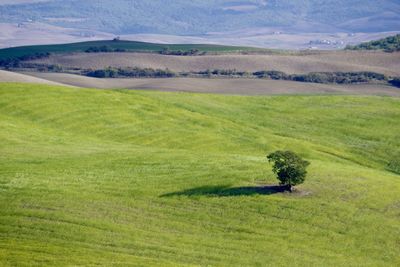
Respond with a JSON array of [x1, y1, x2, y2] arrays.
[[0, 40, 263, 61], [0, 83, 399, 266]]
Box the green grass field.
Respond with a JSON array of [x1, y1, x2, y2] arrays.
[[0, 40, 265, 60], [0, 83, 399, 266]]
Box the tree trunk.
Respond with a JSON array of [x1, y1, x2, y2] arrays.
[[285, 184, 292, 192]]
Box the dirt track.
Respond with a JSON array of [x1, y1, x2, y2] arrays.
[[1, 71, 398, 97]]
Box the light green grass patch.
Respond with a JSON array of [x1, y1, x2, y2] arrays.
[[0, 83, 399, 266]]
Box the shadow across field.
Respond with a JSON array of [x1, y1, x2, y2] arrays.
[[161, 185, 288, 198]]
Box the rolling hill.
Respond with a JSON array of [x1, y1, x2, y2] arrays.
[[26, 49, 400, 76], [0, 83, 399, 266], [1, 0, 400, 34], [1, 70, 400, 97], [0, 40, 264, 61], [347, 34, 400, 52], [3, 40, 400, 78]]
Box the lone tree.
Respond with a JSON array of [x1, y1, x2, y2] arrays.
[[267, 150, 310, 192]]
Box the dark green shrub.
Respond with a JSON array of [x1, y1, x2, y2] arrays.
[[87, 67, 118, 78], [253, 70, 288, 79], [86, 67, 176, 78], [388, 158, 400, 174], [48, 64, 63, 72], [389, 78, 400, 88]]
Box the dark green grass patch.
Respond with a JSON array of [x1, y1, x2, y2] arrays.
[[0, 40, 264, 61]]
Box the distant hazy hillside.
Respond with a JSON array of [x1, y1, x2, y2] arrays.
[[1, 0, 399, 34]]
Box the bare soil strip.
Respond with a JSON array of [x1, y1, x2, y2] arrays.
[[1, 71, 398, 97], [0, 70, 72, 86]]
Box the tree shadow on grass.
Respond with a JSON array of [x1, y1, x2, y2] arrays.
[[160, 185, 289, 198]]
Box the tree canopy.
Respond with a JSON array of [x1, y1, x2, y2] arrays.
[[346, 34, 400, 52], [267, 151, 310, 192]]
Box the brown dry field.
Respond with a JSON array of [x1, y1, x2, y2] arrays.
[[1, 71, 398, 97], [29, 51, 400, 76]]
